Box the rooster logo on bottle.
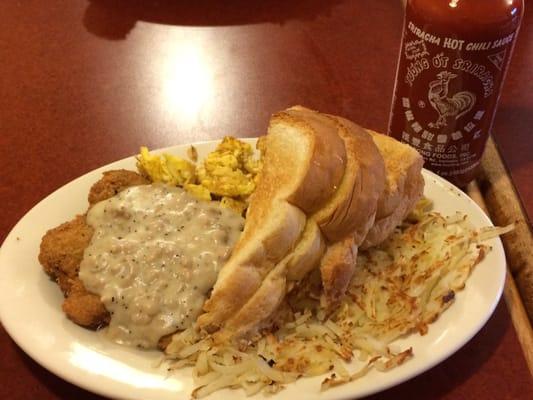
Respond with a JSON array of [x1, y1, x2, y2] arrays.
[[428, 71, 476, 128]]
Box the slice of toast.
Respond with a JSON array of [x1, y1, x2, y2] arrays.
[[266, 107, 347, 213], [286, 221, 326, 282], [320, 129, 423, 307], [200, 108, 423, 339], [361, 130, 424, 249], [197, 107, 347, 333], [214, 108, 386, 338], [313, 115, 385, 308], [220, 240, 303, 341], [316, 116, 386, 244]]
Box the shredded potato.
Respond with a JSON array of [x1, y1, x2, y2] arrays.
[[164, 205, 513, 397]]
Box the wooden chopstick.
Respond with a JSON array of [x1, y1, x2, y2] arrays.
[[465, 136, 533, 378]]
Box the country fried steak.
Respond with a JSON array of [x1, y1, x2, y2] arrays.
[[88, 169, 148, 205], [39, 170, 148, 329]]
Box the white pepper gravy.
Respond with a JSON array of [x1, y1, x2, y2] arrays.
[[79, 183, 244, 349]]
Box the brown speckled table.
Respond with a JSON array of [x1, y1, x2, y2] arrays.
[[1, 1, 532, 399]]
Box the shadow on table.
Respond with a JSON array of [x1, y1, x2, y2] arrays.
[[365, 299, 511, 399], [83, 0, 342, 40]]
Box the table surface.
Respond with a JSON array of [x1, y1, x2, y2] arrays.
[[1, 1, 532, 399]]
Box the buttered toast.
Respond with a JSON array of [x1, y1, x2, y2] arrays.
[[197, 107, 346, 334], [198, 107, 424, 340]]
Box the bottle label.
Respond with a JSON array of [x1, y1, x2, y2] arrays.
[[389, 17, 518, 181]]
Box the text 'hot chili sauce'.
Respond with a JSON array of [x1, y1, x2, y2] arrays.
[[388, 0, 524, 187]]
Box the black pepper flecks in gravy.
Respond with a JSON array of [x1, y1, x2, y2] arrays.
[[79, 183, 244, 349]]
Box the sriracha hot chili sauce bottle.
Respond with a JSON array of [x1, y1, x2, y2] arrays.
[[388, 0, 524, 187]]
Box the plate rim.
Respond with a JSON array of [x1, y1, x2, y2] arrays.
[[0, 139, 506, 400]]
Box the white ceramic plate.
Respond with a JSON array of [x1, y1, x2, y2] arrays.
[[0, 139, 506, 400]]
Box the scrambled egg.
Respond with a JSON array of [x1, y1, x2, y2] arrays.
[[197, 137, 261, 198], [136, 137, 261, 213], [136, 147, 196, 186]]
